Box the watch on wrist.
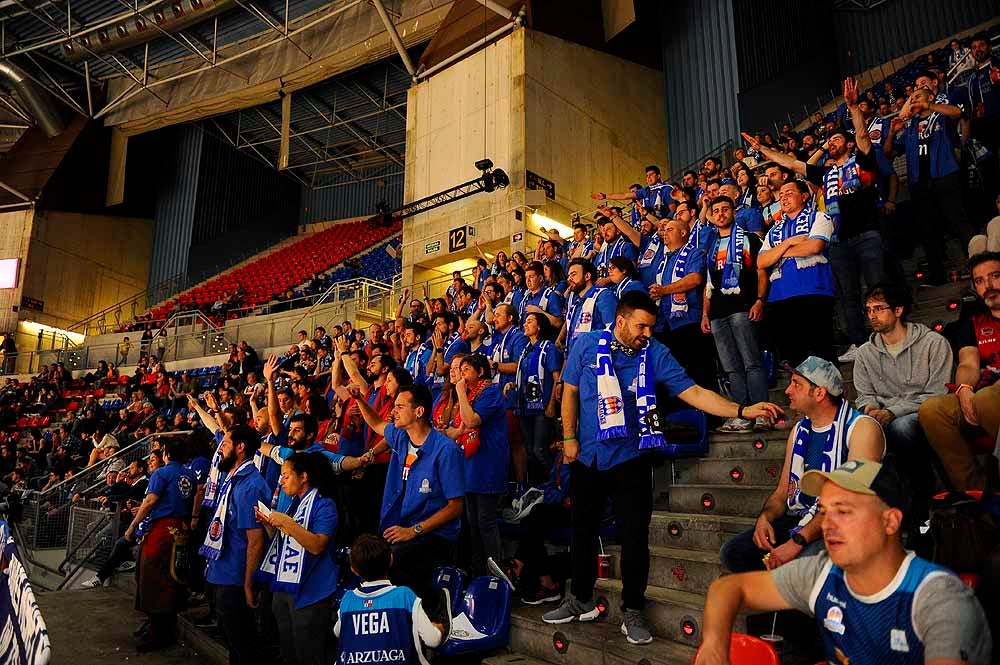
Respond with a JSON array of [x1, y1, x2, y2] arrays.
[[791, 533, 807, 547], [413, 523, 424, 535]]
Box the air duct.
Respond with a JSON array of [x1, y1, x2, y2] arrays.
[[0, 61, 64, 138]]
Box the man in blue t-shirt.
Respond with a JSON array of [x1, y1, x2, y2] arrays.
[[202, 424, 271, 665], [696, 460, 990, 665], [591, 165, 675, 219], [543, 292, 783, 645], [351, 384, 465, 611]]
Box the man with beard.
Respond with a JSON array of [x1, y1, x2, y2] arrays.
[[520, 261, 564, 330], [594, 216, 639, 286], [123, 437, 196, 651], [919, 252, 1000, 491], [696, 460, 990, 665], [563, 258, 616, 354], [200, 425, 270, 665], [401, 321, 433, 392], [544, 292, 783, 644]]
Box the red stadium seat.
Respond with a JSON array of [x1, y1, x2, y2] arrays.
[[694, 634, 780, 665]]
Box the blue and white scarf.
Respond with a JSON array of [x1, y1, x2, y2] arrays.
[[598, 237, 630, 274], [520, 288, 553, 320], [202, 443, 224, 509], [706, 226, 746, 295], [566, 287, 607, 340], [766, 208, 825, 282], [432, 333, 464, 386], [259, 488, 319, 593], [615, 277, 637, 299], [636, 234, 661, 269], [515, 340, 554, 413], [200, 459, 255, 561], [594, 328, 663, 449], [656, 245, 693, 318], [404, 342, 431, 383], [787, 400, 852, 519], [490, 326, 516, 385]]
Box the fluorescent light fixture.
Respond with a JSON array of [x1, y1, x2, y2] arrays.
[[0, 258, 18, 288], [531, 212, 574, 240]]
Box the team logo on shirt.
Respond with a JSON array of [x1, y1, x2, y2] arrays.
[[580, 312, 592, 326], [419, 478, 432, 494], [177, 476, 193, 497], [890, 628, 910, 652], [823, 605, 845, 635], [364, 599, 373, 608]]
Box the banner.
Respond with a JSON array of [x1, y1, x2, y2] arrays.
[[0, 520, 51, 665]]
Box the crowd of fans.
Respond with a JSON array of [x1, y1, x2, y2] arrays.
[[1, 29, 995, 665]]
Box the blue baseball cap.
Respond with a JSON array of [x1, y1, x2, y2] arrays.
[[787, 356, 843, 397]]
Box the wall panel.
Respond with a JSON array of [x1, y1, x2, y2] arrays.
[[299, 172, 404, 225], [148, 124, 202, 288]]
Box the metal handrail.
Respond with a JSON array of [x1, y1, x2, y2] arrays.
[[289, 277, 394, 332], [57, 512, 110, 575]]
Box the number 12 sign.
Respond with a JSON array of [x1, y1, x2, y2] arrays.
[[449, 226, 468, 252]]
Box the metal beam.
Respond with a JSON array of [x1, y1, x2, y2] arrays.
[[417, 21, 515, 80], [232, 0, 309, 59], [370, 0, 415, 78], [238, 100, 406, 147], [301, 93, 404, 167]]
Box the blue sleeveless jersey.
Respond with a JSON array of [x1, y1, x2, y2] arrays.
[[337, 582, 428, 665], [813, 553, 951, 664]]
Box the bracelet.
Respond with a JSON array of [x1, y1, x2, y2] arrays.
[[737, 404, 746, 420], [955, 383, 974, 396], [562, 437, 578, 443]]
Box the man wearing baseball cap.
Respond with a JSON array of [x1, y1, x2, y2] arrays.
[[720, 356, 885, 573], [697, 460, 991, 665]]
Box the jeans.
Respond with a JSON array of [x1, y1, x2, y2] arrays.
[[766, 295, 835, 365], [215, 584, 260, 665], [570, 455, 653, 610], [271, 591, 333, 665], [710, 312, 767, 406], [829, 230, 886, 345], [884, 414, 939, 527], [910, 172, 975, 283], [466, 492, 503, 576], [390, 534, 456, 612], [97, 536, 134, 581], [720, 513, 824, 573], [520, 413, 555, 482], [513, 502, 571, 591]]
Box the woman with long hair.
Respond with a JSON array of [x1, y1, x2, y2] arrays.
[[511, 251, 529, 271], [505, 312, 562, 480], [543, 260, 568, 298], [256, 451, 339, 665], [431, 353, 467, 442]]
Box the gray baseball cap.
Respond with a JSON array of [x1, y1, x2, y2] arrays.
[[788, 355, 843, 397]]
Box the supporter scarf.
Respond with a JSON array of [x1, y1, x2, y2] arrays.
[[767, 208, 825, 282], [738, 186, 756, 210], [502, 287, 523, 306], [594, 328, 661, 448], [432, 333, 463, 386], [520, 288, 552, 319], [637, 234, 661, 269], [515, 340, 554, 412], [489, 326, 516, 385], [707, 226, 746, 295], [202, 443, 224, 509], [259, 488, 318, 594], [821, 153, 865, 233], [200, 459, 255, 560], [787, 400, 851, 518], [566, 287, 607, 340], [404, 342, 431, 384], [687, 220, 709, 249], [615, 277, 637, 299], [661, 244, 693, 319]]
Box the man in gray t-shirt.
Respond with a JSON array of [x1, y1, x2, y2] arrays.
[[696, 460, 990, 665]]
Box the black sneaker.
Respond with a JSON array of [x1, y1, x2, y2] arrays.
[[521, 586, 561, 606], [427, 588, 452, 645]]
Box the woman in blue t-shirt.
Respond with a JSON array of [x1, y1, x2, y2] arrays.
[[256, 452, 339, 665]]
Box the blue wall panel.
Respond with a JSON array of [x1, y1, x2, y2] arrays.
[[149, 124, 202, 289], [299, 171, 404, 224], [660, 0, 741, 175]]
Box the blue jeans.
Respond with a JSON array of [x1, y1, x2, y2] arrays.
[[829, 230, 886, 345], [884, 413, 939, 524], [720, 513, 824, 573], [710, 312, 767, 406]]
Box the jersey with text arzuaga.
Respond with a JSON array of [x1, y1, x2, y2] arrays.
[[337, 581, 430, 665]]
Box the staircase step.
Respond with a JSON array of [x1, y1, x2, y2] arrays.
[[605, 544, 723, 594], [659, 484, 772, 517], [673, 457, 786, 487], [648, 511, 755, 552], [592, 579, 744, 648], [509, 605, 699, 665], [701, 428, 788, 460]]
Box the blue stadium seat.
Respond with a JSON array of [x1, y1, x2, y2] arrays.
[[431, 566, 467, 618], [437, 575, 512, 656], [654, 408, 708, 458]]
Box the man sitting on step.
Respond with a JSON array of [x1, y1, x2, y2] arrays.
[[919, 251, 1000, 491], [720, 356, 885, 574], [542, 292, 783, 645], [697, 460, 991, 665]]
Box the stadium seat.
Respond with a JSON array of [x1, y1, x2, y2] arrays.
[[693, 633, 780, 665], [431, 566, 467, 618], [436, 575, 512, 656], [652, 408, 708, 457]]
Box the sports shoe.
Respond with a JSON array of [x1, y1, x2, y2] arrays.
[[717, 418, 752, 433], [753, 416, 771, 432], [521, 585, 561, 606], [117, 561, 136, 572], [487, 557, 517, 591], [621, 608, 653, 644], [80, 575, 110, 589], [430, 588, 452, 645], [542, 593, 600, 624], [837, 344, 858, 363], [713, 418, 736, 433]]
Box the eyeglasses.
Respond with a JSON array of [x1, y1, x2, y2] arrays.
[[864, 305, 893, 315]]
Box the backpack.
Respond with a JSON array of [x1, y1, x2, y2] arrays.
[[923, 492, 998, 574]]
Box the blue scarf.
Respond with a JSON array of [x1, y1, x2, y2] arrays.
[[515, 340, 553, 413], [594, 328, 662, 449], [708, 226, 746, 295], [767, 207, 821, 282], [259, 488, 320, 594], [788, 400, 852, 519], [404, 342, 430, 383], [637, 234, 661, 269], [201, 459, 256, 561], [657, 245, 693, 319]]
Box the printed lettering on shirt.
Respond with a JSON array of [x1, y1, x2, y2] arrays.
[[352, 611, 390, 635], [340, 649, 406, 663]]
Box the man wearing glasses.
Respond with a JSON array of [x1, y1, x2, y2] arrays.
[[852, 282, 952, 531]]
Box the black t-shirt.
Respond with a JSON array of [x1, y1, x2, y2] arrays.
[[805, 147, 880, 241], [706, 232, 764, 320]]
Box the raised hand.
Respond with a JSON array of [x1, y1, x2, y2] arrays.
[[842, 77, 860, 107], [262, 354, 279, 381], [740, 131, 761, 152]]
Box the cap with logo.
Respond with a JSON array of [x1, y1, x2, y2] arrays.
[[801, 459, 909, 513], [786, 355, 843, 397]]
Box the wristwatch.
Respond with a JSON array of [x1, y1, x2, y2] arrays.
[[413, 523, 424, 535], [791, 533, 807, 547]]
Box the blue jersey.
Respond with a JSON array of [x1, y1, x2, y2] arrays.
[[336, 581, 432, 665], [147, 461, 196, 521]]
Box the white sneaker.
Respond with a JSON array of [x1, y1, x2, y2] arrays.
[[713, 418, 736, 433], [730, 418, 753, 432], [837, 344, 858, 363], [81, 575, 109, 589]]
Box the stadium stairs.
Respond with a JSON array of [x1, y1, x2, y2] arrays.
[[489, 278, 969, 665]]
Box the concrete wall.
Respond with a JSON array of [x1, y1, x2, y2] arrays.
[[401, 27, 667, 293], [22, 210, 154, 331], [523, 29, 668, 225]]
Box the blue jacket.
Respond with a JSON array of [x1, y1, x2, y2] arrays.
[[892, 113, 961, 184]]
